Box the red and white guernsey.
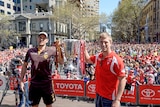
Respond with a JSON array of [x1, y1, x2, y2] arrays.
[[90, 51, 126, 100]]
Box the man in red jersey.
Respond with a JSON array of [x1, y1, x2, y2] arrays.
[[85, 32, 127, 107]]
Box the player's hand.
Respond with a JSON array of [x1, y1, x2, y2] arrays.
[[112, 100, 120, 107], [20, 81, 24, 92]]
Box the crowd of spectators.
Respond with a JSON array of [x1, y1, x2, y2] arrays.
[[0, 43, 160, 87], [114, 43, 160, 86], [0, 42, 159, 107]]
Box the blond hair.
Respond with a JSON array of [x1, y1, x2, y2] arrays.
[[99, 32, 112, 44]]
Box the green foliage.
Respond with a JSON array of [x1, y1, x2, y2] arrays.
[[53, 2, 78, 21], [112, 0, 145, 42], [0, 14, 20, 48], [52, 2, 99, 39], [99, 12, 108, 24]]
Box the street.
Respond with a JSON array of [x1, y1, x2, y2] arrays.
[[0, 90, 94, 107], [0, 89, 152, 107]]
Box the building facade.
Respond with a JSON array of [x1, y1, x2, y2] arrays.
[[10, 11, 68, 47], [0, 0, 16, 15], [10, 0, 69, 47], [141, 0, 160, 43], [83, 0, 99, 17], [0, 0, 99, 47]]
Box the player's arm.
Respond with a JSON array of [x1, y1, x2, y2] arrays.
[[84, 48, 93, 64], [116, 76, 127, 101], [112, 76, 126, 107], [20, 62, 28, 91], [113, 58, 127, 106], [21, 62, 28, 80]]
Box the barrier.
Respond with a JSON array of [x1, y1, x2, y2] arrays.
[[1, 78, 160, 105], [9, 76, 18, 90], [139, 85, 160, 105], [53, 79, 160, 105], [53, 79, 85, 96], [121, 86, 137, 104], [0, 75, 19, 91], [0, 76, 7, 90], [86, 80, 96, 98]]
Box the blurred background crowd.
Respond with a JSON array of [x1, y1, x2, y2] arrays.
[[0, 43, 160, 87]]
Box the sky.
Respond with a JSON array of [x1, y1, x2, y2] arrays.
[[99, 0, 120, 15]]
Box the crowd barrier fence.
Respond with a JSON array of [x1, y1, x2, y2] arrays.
[[1, 76, 160, 105], [53, 79, 160, 105]]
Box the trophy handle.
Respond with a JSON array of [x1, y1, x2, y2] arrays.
[[55, 41, 64, 69]]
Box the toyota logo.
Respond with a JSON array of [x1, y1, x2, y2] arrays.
[[88, 84, 96, 92], [141, 89, 155, 97], [0, 79, 3, 86]]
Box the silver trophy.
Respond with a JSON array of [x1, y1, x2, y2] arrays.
[[63, 39, 82, 78]]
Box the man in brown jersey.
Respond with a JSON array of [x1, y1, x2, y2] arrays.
[[20, 32, 56, 107]]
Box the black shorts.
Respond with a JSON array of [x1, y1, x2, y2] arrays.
[[29, 84, 56, 106]]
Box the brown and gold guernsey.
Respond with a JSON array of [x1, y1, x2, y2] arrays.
[[24, 46, 56, 93]]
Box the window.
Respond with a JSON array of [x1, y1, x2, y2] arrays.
[[17, 0, 20, 4], [0, 9, 4, 14], [56, 0, 62, 7], [48, 22, 51, 31], [18, 7, 21, 11], [0, 1, 4, 6], [19, 21, 26, 32], [7, 3, 11, 9], [15, 24, 17, 31], [7, 12, 11, 15], [59, 24, 62, 32], [13, 0, 16, 3], [39, 23, 43, 31], [13, 6, 16, 11], [30, 5, 32, 10], [32, 23, 36, 31]]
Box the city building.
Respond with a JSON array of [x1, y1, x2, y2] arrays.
[[0, 0, 100, 47], [140, 0, 160, 43], [0, 0, 16, 15], [10, 11, 68, 47], [9, 0, 69, 47], [83, 0, 99, 17], [82, 0, 99, 40]]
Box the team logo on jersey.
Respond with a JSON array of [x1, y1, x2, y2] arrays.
[[121, 69, 125, 73], [43, 52, 48, 59], [106, 58, 112, 65]]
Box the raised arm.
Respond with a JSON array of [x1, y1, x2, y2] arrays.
[[84, 47, 93, 64]]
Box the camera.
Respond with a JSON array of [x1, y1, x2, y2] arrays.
[[9, 58, 22, 76]]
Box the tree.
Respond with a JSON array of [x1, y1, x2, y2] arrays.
[[0, 14, 20, 49], [99, 12, 113, 35], [111, 0, 145, 43], [99, 12, 108, 24], [52, 2, 99, 40]]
